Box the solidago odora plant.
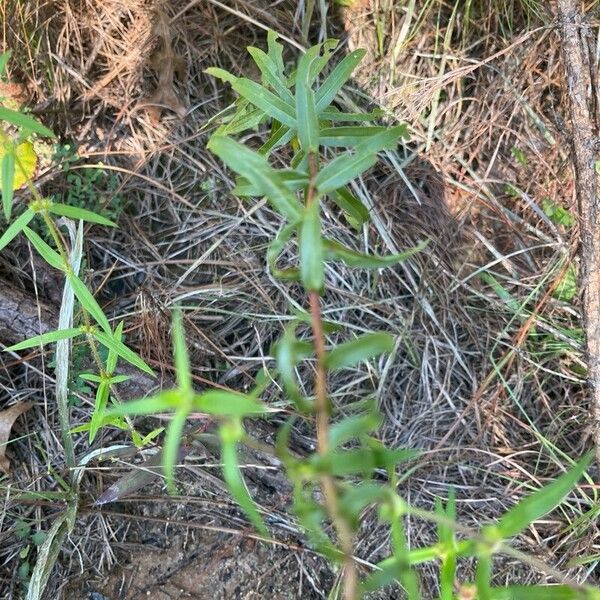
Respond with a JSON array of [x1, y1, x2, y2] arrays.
[[1, 40, 597, 600]]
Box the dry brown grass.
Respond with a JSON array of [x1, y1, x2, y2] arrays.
[[0, 0, 598, 598]]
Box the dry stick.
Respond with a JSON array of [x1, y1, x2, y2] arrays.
[[305, 154, 357, 600], [556, 0, 600, 461]]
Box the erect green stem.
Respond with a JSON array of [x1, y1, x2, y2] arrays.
[[305, 152, 357, 600]]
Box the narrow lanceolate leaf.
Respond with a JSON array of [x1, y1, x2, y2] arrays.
[[69, 274, 111, 333], [48, 204, 116, 227], [315, 48, 366, 112], [171, 307, 191, 392], [320, 108, 385, 122], [295, 46, 320, 152], [233, 169, 308, 197], [22, 226, 65, 271], [330, 188, 369, 228], [163, 408, 188, 495], [105, 390, 182, 417], [94, 330, 155, 376], [4, 328, 82, 352], [89, 382, 110, 443], [247, 47, 294, 104], [267, 30, 285, 79], [475, 555, 492, 600], [326, 332, 394, 371], [1, 151, 15, 219], [316, 152, 377, 193], [0, 207, 33, 251], [0, 106, 55, 138], [487, 585, 600, 600], [319, 126, 388, 147], [300, 201, 323, 291], [194, 390, 268, 417], [204, 67, 238, 85], [325, 239, 428, 268], [316, 126, 407, 193], [231, 78, 296, 129], [106, 321, 124, 373], [208, 135, 302, 221], [259, 124, 295, 156], [0, 50, 12, 76], [220, 421, 268, 536], [497, 452, 594, 539]]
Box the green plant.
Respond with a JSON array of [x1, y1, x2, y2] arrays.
[[1, 37, 598, 600]]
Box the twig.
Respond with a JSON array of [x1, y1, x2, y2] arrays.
[[556, 0, 600, 461]]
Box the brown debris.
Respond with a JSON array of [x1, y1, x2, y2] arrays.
[[141, 9, 187, 124], [0, 401, 33, 474]]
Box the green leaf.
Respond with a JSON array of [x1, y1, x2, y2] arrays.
[[231, 78, 296, 128], [299, 200, 323, 291], [541, 198, 575, 227], [475, 554, 493, 600], [171, 307, 191, 392], [4, 327, 82, 352], [194, 390, 268, 418], [266, 221, 300, 281], [106, 321, 124, 373], [89, 381, 110, 442], [94, 330, 155, 376], [1, 150, 15, 219], [553, 265, 577, 302], [316, 48, 366, 112], [325, 239, 428, 268], [266, 30, 285, 79], [204, 67, 238, 85], [330, 188, 369, 228], [22, 226, 65, 271], [328, 410, 382, 447], [220, 420, 268, 535], [233, 169, 308, 197], [316, 152, 377, 194], [487, 585, 600, 600], [326, 332, 394, 371], [69, 274, 111, 333], [0, 50, 12, 77], [0, 106, 55, 138], [163, 408, 188, 495], [0, 207, 33, 251], [295, 46, 320, 152], [497, 452, 593, 538], [258, 124, 295, 156], [48, 203, 116, 227], [319, 126, 388, 147], [320, 108, 385, 122], [105, 390, 182, 416], [273, 324, 313, 411], [208, 136, 303, 221], [247, 47, 294, 104]]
